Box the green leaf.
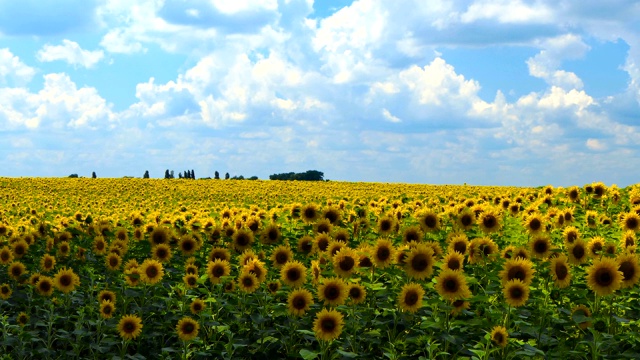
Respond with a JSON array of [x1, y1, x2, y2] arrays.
[[337, 350, 357, 358], [299, 349, 319, 360]]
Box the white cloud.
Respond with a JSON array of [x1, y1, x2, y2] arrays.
[[0, 48, 36, 86], [37, 40, 104, 68], [586, 138, 607, 150], [461, 0, 553, 24], [527, 34, 590, 90], [382, 108, 400, 123]]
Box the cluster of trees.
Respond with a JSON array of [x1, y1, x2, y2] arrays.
[[269, 170, 324, 181], [163, 169, 195, 179]]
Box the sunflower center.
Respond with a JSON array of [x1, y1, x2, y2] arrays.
[[60, 274, 72, 286], [182, 241, 194, 251], [483, 216, 496, 228], [321, 319, 336, 331], [444, 278, 458, 292], [183, 323, 195, 334], [1, 252, 9, 261], [453, 242, 467, 254], [534, 240, 548, 254], [110, 257, 119, 266], [349, 287, 361, 298], [39, 282, 51, 291], [103, 306, 112, 314], [555, 263, 568, 280], [594, 268, 613, 286], [529, 219, 541, 231], [566, 232, 577, 243], [268, 230, 279, 241], [242, 277, 254, 287], [339, 257, 355, 271], [359, 257, 372, 267], [411, 254, 430, 272], [404, 291, 419, 306], [447, 259, 460, 270], [627, 217, 639, 229], [376, 247, 390, 261], [293, 296, 307, 309], [461, 215, 472, 226], [619, 261, 635, 281], [146, 267, 158, 278], [187, 277, 196, 285], [318, 239, 329, 252], [325, 285, 341, 300], [213, 265, 225, 277], [452, 299, 464, 307], [424, 215, 437, 229], [380, 220, 392, 232], [287, 268, 301, 281], [509, 286, 523, 299], [572, 245, 585, 259], [236, 234, 249, 246], [301, 241, 313, 253], [304, 208, 316, 219], [317, 223, 330, 233], [508, 267, 525, 282], [405, 231, 420, 242], [124, 322, 135, 332], [494, 333, 504, 343]]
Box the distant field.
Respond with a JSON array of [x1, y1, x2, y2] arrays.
[[1, 178, 639, 359]]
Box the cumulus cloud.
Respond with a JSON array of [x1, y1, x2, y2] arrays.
[[0, 48, 36, 86], [37, 40, 104, 68]]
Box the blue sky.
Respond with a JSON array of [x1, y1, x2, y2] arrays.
[[1, 0, 639, 186]]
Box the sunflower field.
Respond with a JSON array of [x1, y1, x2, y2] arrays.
[[1, 178, 640, 359]]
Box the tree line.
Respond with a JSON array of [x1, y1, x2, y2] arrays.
[[70, 169, 325, 181]]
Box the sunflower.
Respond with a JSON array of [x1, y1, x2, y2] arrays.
[[314, 218, 333, 235], [98, 290, 117, 304], [377, 215, 396, 236], [35, 277, 54, 296], [242, 259, 267, 283], [571, 305, 592, 329], [499, 258, 535, 285], [124, 268, 142, 287], [323, 207, 342, 225], [332, 247, 357, 278], [527, 234, 551, 259], [468, 237, 499, 264], [16, 312, 29, 327], [185, 263, 198, 275], [456, 208, 476, 231], [524, 213, 545, 235], [267, 281, 281, 294], [372, 239, 395, 268], [301, 203, 319, 223], [348, 283, 367, 304], [178, 235, 200, 256], [444, 299, 467, 317], [621, 230, 636, 252], [11, 239, 28, 258], [140, 259, 165, 285], [617, 253, 640, 288], [57, 241, 71, 257], [567, 240, 589, 265], [297, 235, 314, 256], [0, 246, 13, 265], [231, 228, 254, 253], [29, 273, 42, 287], [447, 234, 469, 255], [586, 258, 623, 296], [435, 269, 471, 301], [206, 259, 231, 284], [314, 233, 331, 253], [93, 236, 107, 256], [585, 210, 598, 229], [398, 283, 424, 313], [333, 228, 349, 244], [149, 226, 171, 246], [0, 283, 11, 300], [490, 326, 508, 348], [326, 240, 345, 257], [503, 279, 529, 307], [478, 208, 502, 234], [313, 308, 344, 341], [317, 277, 348, 307], [549, 255, 571, 288], [100, 300, 115, 319], [238, 272, 260, 293], [183, 274, 198, 289], [209, 247, 231, 262], [40, 254, 56, 273], [621, 212, 640, 232], [287, 288, 314, 316], [442, 251, 465, 272], [151, 244, 173, 263], [105, 253, 122, 271], [54, 267, 80, 293], [562, 226, 580, 246], [404, 244, 435, 279], [190, 298, 206, 314], [260, 223, 282, 245], [587, 236, 605, 258], [117, 314, 143, 340], [402, 226, 424, 245]]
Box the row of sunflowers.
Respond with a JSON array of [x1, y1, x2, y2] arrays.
[[1, 178, 640, 359]]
